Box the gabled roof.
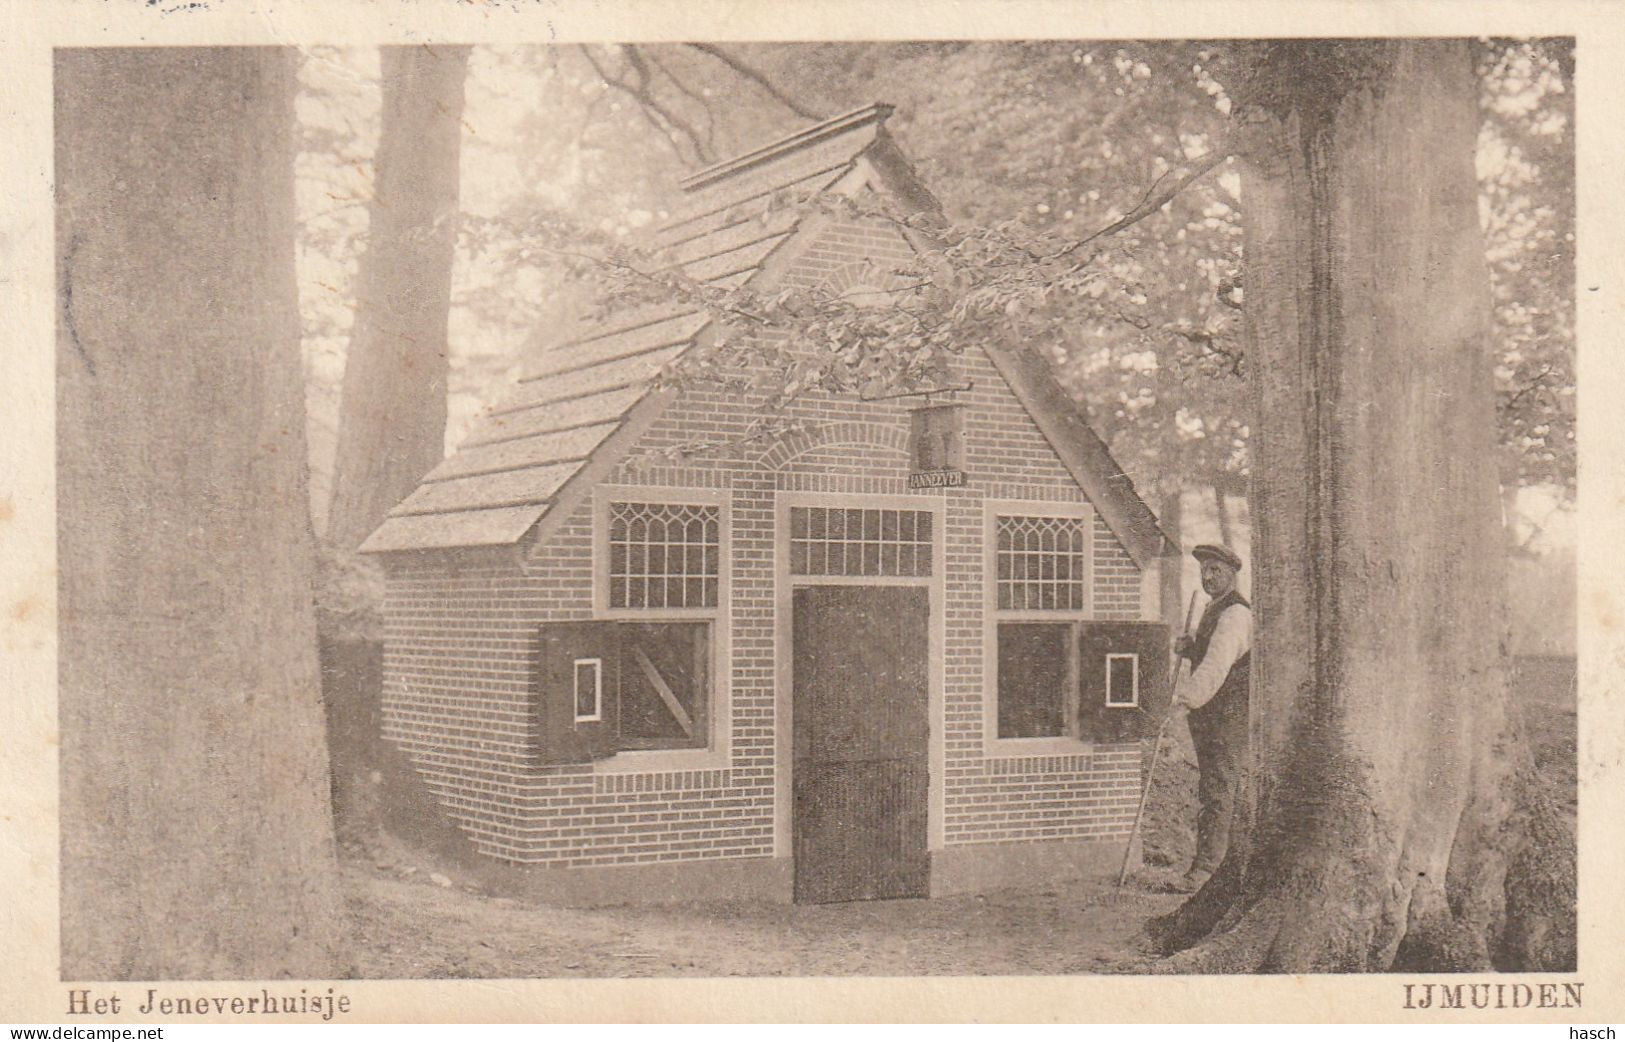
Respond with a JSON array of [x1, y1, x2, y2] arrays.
[[361, 104, 897, 556], [362, 103, 1175, 566]]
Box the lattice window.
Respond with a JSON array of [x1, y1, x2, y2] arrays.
[[789, 506, 933, 577], [995, 515, 1087, 611], [607, 501, 720, 610]]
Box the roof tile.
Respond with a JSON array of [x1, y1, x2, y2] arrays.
[[663, 207, 801, 267], [361, 504, 546, 554], [390, 461, 582, 517], [493, 342, 689, 416], [521, 311, 710, 384], [462, 386, 648, 448], [677, 233, 793, 283], [423, 421, 621, 482], [655, 163, 849, 250]]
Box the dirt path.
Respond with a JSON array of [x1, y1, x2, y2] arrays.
[[344, 861, 1183, 978]]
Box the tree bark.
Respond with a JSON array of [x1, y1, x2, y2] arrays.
[[1159, 487, 1186, 631], [1149, 40, 1574, 972], [325, 44, 470, 551], [57, 48, 346, 978], [1213, 481, 1234, 548]]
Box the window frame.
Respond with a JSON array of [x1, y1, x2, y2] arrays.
[[595, 488, 726, 620], [615, 620, 712, 753], [592, 485, 731, 771], [983, 499, 1097, 754], [992, 509, 1092, 618], [787, 503, 937, 580], [572, 657, 604, 723], [1105, 652, 1140, 708]]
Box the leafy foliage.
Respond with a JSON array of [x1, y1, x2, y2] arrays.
[[1478, 40, 1575, 495], [293, 39, 1576, 520]]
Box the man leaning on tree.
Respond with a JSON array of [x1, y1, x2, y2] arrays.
[[1170, 543, 1252, 894]]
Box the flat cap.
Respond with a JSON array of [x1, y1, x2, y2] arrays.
[[1192, 543, 1243, 571]]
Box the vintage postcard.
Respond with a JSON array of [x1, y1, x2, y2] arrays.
[[2, 0, 1621, 1025]]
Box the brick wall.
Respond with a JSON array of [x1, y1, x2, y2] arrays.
[[381, 215, 1146, 866]]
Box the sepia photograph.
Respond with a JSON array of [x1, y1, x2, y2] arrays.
[[4, 0, 1618, 1025]]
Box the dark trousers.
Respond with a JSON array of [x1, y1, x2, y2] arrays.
[[1186, 678, 1248, 874]]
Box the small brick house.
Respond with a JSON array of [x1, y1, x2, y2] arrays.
[[362, 104, 1177, 904]]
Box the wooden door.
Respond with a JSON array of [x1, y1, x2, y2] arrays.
[[792, 585, 930, 903]]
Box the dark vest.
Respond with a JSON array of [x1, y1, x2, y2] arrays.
[[1190, 590, 1251, 714]]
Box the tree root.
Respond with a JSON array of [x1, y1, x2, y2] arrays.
[[1392, 904, 1492, 972], [1150, 887, 1409, 974], [1496, 770, 1577, 971], [1146, 852, 1245, 955], [1146, 786, 1575, 974], [1152, 899, 1285, 974]]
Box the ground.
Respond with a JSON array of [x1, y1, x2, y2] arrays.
[[333, 655, 1574, 978], [344, 857, 1182, 978]]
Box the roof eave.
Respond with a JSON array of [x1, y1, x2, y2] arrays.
[[980, 340, 1178, 569], [861, 128, 943, 217], [677, 103, 894, 193]]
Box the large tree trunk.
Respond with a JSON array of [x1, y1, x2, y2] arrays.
[[325, 44, 470, 552], [1212, 481, 1234, 548], [1159, 487, 1186, 629], [1150, 40, 1574, 972], [57, 47, 346, 979]]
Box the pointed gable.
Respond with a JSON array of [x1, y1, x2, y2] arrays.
[[362, 103, 1172, 566], [362, 105, 896, 555]]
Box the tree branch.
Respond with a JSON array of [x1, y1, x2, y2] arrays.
[[621, 46, 714, 164], [684, 42, 824, 122], [578, 45, 716, 165], [543, 243, 775, 329], [1049, 144, 1231, 262], [1504, 363, 1556, 410], [646, 51, 716, 151]]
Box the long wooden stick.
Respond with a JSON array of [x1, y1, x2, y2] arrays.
[[1117, 590, 1201, 887], [1118, 713, 1173, 887]]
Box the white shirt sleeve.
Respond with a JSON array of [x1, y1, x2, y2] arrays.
[[1177, 605, 1252, 709]]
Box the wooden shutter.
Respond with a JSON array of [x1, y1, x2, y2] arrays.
[[535, 621, 621, 764], [618, 621, 709, 751], [1077, 621, 1171, 741], [995, 622, 1072, 738]]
